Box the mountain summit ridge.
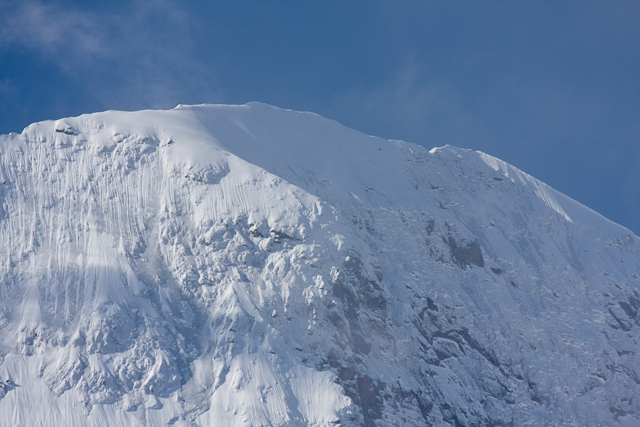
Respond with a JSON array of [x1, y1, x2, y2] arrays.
[[0, 103, 638, 426]]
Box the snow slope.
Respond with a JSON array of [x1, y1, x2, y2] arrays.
[[0, 102, 639, 426]]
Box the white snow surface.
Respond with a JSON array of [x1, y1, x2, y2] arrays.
[[0, 102, 639, 426]]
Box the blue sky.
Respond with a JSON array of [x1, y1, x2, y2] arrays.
[[1, 1, 639, 234]]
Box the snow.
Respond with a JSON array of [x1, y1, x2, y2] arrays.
[[477, 150, 573, 223], [0, 102, 639, 425]]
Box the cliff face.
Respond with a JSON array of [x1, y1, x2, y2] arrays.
[[0, 102, 638, 426]]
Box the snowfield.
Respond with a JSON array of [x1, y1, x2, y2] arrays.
[[0, 102, 639, 426]]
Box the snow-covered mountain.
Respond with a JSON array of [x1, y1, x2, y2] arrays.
[[0, 102, 638, 426]]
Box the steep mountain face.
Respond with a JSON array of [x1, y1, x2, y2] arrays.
[[0, 102, 639, 426]]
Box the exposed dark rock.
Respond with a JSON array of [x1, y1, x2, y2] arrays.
[[445, 236, 484, 268]]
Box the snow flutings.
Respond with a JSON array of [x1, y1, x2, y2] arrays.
[[0, 103, 639, 425]]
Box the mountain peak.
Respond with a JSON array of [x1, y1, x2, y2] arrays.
[[0, 104, 638, 425]]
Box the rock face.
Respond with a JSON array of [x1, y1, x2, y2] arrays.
[[0, 102, 639, 426]]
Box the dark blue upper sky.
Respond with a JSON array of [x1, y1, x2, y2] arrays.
[[1, 1, 639, 234]]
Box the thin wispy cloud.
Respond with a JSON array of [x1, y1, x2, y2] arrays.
[[0, 0, 108, 65], [0, 0, 221, 111], [331, 57, 479, 147], [0, 78, 16, 95]]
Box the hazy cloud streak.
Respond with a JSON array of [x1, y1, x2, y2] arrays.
[[0, 0, 108, 65], [0, 0, 221, 110], [331, 57, 480, 147]]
